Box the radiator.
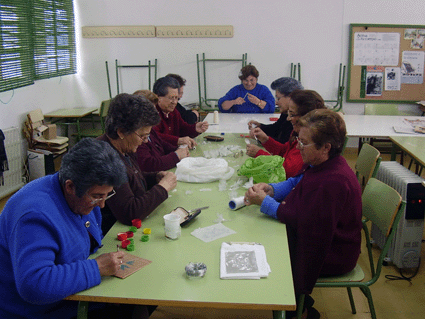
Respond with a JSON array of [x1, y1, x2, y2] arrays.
[[373, 161, 425, 269], [0, 127, 25, 200]]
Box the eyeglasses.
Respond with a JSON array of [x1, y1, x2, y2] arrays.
[[296, 137, 315, 149], [86, 189, 116, 205], [134, 131, 150, 141], [287, 110, 299, 118], [162, 95, 179, 102]]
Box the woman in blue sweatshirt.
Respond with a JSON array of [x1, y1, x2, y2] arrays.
[[0, 138, 144, 318], [218, 65, 275, 113]]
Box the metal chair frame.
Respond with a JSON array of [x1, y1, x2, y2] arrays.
[[196, 53, 248, 111], [105, 59, 158, 99]]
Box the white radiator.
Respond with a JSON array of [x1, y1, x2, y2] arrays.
[[373, 161, 425, 269], [0, 127, 25, 200]]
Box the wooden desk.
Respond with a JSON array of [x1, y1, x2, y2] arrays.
[[44, 107, 98, 140], [66, 134, 295, 318], [390, 136, 425, 174]]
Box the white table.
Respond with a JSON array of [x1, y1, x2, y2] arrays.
[[204, 113, 278, 134], [204, 113, 423, 138]]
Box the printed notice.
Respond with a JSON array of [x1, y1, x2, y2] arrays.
[[353, 32, 400, 66], [401, 51, 424, 84], [385, 67, 401, 91], [366, 66, 384, 96]]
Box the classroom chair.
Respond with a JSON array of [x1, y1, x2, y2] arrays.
[[73, 99, 111, 140], [296, 178, 405, 319], [355, 143, 381, 191]]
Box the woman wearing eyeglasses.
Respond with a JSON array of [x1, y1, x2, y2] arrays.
[[247, 77, 304, 144], [152, 76, 209, 149], [133, 90, 190, 172], [218, 65, 275, 113], [244, 110, 362, 319], [0, 138, 154, 318], [246, 90, 326, 178], [98, 93, 177, 235]]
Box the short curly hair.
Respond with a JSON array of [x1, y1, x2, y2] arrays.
[[298, 109, 347, 158], [105, 93, 160, 140], [133, 89, 159, 104], [238, 65, 259, 81]]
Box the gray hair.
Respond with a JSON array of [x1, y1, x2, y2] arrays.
[[105, 93, 160, 139], [153, 76, 180, 97], [271, 77, 304, 96], [59, 138, 127, 197]]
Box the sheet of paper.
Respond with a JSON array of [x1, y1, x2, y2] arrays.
[[191, 223, 236, 243], [114, 252, 152, 279], [220, 242, 271, 279]]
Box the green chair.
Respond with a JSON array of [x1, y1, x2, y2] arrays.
[[355, 143, 381, 191], [74, 99, 111, 140], [296, 178, 405, 319], [362, 103, 404, 163]]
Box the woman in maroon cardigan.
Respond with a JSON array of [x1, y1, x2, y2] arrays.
[[246, 90, 326, 178], [244, 109, 362, 319], [133, 90, 190, 172], [152, 76, 209, 149], [98, 93, 177, 235]]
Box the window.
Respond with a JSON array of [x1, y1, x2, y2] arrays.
[[0, 0, 76, 92]]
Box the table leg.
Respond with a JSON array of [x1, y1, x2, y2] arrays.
[[391, 144, 397, 161], [273, 310, 288, 319], [77, 301, 89, 319]]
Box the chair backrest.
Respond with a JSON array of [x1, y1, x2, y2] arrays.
[[364, 104, 399, 115], [27, 109, 45, 129], [355, 143, 381, 190], [362, 178, 402, 237], [99, 99, 111, 131]]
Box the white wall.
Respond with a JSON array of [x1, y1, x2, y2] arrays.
[[1, 0, 424, 130]]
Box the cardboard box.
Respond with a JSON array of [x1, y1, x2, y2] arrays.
[[42, 124, 57, 140]]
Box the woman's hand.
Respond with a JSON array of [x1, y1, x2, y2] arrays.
[[244, 183, 274, 206], [158, 171, 177, 192], [196, 121, 209, 133], [178, 136, 197, 149], [95, 251, 125, 276], [246, 144, 264, 157], [175, 147, 190, 160], [247, 93, 262, 107], [248, 120, 260, 130], [233, 97, 246, 105], [250, 127, 268, 144]]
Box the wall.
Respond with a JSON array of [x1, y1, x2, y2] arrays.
[[1, 0, 424, 131]]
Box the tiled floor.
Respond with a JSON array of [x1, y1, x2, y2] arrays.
[[1, 148, 425, 318]]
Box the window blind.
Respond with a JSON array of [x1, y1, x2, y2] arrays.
[[0, 1, 34, 92], [32, 0, 76, 79]]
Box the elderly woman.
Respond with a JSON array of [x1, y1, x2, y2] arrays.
[[218, 65, 275, 113], [166, 73, 199, 124], [98, 93, 177, 234], [152, 76, 208, 149], [246, 90, 326, 178], [134, 89, 190, 172], [248, 77, 304, 144], [0, 138, 149, 318], [244, 109, 362, 319]]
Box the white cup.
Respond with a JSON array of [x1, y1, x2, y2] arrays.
[[163, 213, 181, 240]]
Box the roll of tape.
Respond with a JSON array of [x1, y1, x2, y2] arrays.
[[229, 196, 246, 210]]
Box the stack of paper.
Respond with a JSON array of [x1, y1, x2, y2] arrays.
[[220, 242, 271, 279]]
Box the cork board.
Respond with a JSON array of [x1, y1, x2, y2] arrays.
[[347, 24, 425, 103]]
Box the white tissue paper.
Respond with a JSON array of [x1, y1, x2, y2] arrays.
[[220, 242, 271, 279], [175, 157, 234, 183]]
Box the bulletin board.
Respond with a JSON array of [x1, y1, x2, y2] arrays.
[[347, 23, 425, 103]]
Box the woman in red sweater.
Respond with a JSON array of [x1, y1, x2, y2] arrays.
[[246, 90, 326, 178]]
